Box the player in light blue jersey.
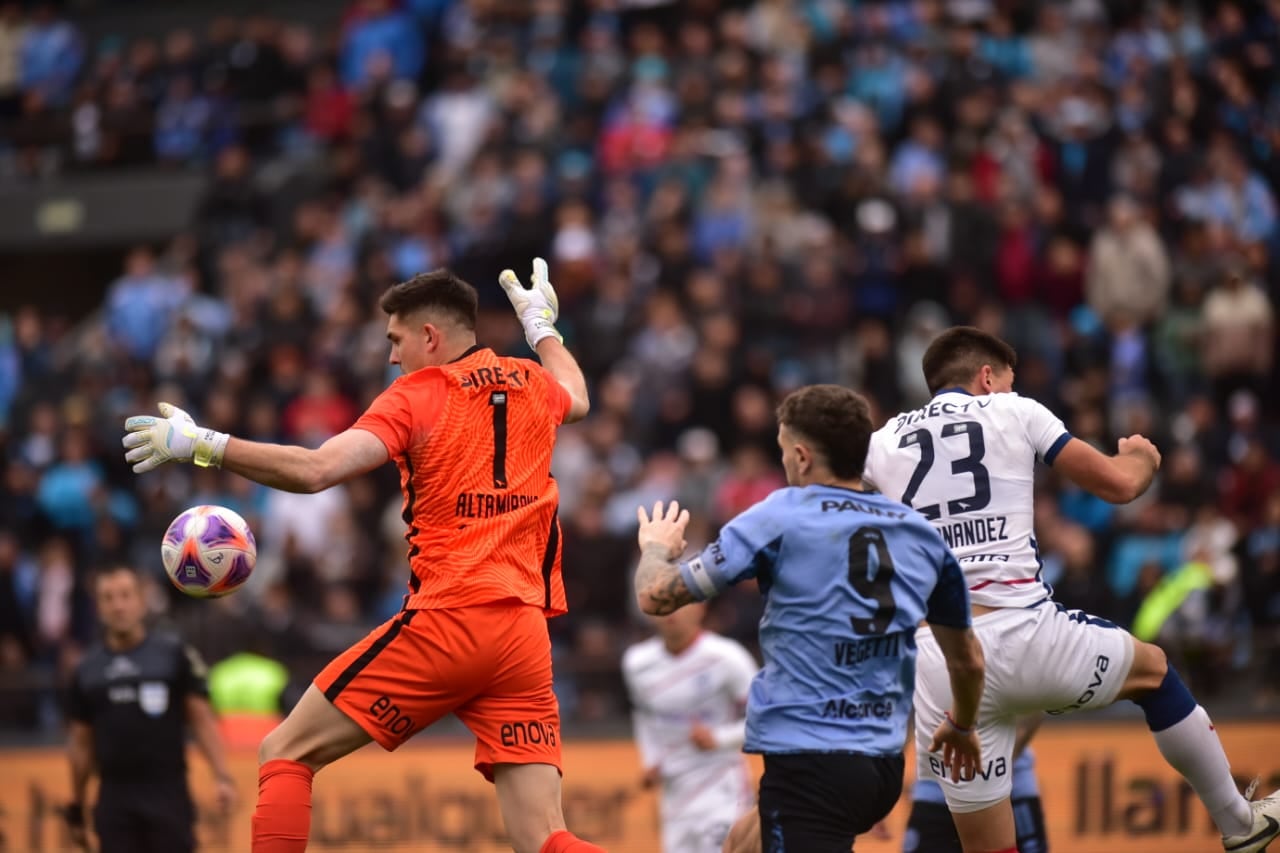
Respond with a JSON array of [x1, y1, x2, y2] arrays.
[[904, 715, 1048, 853], [632, 384, 987, 853]]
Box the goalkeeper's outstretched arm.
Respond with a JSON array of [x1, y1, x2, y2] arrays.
[[123, 400, 389, 493], [500, 257, 590, 423], [219, 428, 388, 493]]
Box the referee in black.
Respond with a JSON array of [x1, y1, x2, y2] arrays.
[[64, 564, 237, 852]]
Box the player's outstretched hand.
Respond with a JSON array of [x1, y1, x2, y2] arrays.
[[1118, 434, 1161, 470], [636, 500, 690, 559], [122, 402, 228, 473], [928, 714, 982, 783], [499, 257, 563, 351]]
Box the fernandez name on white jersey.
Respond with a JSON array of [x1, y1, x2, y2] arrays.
[[864, 389, 1072, 608]]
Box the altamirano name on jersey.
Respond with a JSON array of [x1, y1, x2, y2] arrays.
[[864, 389, 1072, 609]]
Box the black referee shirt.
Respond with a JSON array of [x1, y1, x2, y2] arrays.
[[68, 630, 209, 784]]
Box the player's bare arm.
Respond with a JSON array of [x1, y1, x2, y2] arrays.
[[500, 258, 590, 423], [634, 500, 698, 615], [926, 623, 985, 781], [535, 336, 590, 423], [122, 401, 389, 493], [1053, 434, 1161, 504], [219, 428, 388, 493]]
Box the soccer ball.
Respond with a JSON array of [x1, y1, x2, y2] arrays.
[[161, 505, 257, 598]]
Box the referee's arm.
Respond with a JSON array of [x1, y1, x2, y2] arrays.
[[64, 718, 95, 850], [66, 720, 95, 806], [187, 695, 233, 782], [64, 668, 96, 846], [182, 644, 237, 813]]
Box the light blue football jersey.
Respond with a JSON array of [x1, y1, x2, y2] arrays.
[[679, 485, 971, 756]]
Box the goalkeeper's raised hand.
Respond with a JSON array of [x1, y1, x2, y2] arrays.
[[122, 402, 229, 473], [499, 257, 563, 351]]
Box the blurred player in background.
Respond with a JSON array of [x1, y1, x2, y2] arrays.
[[632, 385, 987, 853], [622, 601, 757, 853], [903, 714, 1048, 853], [121, 261, 604, 853], [65, 565, 235, 853], [864, 326, 1280, 853]]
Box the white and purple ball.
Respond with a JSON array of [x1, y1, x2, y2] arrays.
[[161, 505, 257, 598]]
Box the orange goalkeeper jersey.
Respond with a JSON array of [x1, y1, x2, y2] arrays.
[[353, 346, 572, 615]]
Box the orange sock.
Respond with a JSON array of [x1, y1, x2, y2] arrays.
[[539, 829, 607, 852], [251, 759, 314, 852]]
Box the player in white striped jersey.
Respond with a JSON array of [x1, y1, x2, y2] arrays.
[[621, 602, 757, 853], [865, 327, 1280, 853]]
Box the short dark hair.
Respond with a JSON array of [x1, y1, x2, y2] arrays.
[[921, 327, 1018, 394], [776, 385, 873, 480], [378, 269, 478, 330], [93, 564, 142, 591]]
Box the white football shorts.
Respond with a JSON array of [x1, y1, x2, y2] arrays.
[[913, 600, 1135, 812], [660, 764, 753, 853]]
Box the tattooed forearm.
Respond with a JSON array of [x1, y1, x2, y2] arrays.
[[635, 544, 697, 615]]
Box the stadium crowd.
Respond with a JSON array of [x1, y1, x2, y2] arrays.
[[1, 0, 1279, 734]]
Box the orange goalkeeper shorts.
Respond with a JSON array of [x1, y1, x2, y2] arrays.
[[314, 602, 561, 781]]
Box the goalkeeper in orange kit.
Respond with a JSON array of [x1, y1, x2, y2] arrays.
[[122, 260, 607, 853]]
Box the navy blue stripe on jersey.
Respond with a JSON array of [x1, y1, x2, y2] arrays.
[[1028, 535, 1054, 601], [1042, 432, 1072, 465]]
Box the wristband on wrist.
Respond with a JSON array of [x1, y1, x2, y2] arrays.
[[193, 429, 229, 469], [945, 711, 973, 734]]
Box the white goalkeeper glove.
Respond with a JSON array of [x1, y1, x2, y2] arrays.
[[122, 402, 229, 473], [499, 257, 563, 350]]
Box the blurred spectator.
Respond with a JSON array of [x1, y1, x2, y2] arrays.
[[19, 2, 81, 107], [0, 316, 17, 428], [0, 531, 37, 662], [712, 445, 786, 526], [302, 63, 353, 143], [1201, 262, 1275, 409], [281, 371, 356, 446], [340, 0, 423, 91], [194, 145, 270, 252], [1085, 195, 1171, 329], [104, 247, 190, 361], [0, 2, 24, 117], [35, 430, 105, 541]]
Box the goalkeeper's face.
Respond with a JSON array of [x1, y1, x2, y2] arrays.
[[386, 312, 431, 374]]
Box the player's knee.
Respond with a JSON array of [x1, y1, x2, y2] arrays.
[[1123, 639, 1169, 697], [257, 720, 325, 772], [258, 723, 293, 765]]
